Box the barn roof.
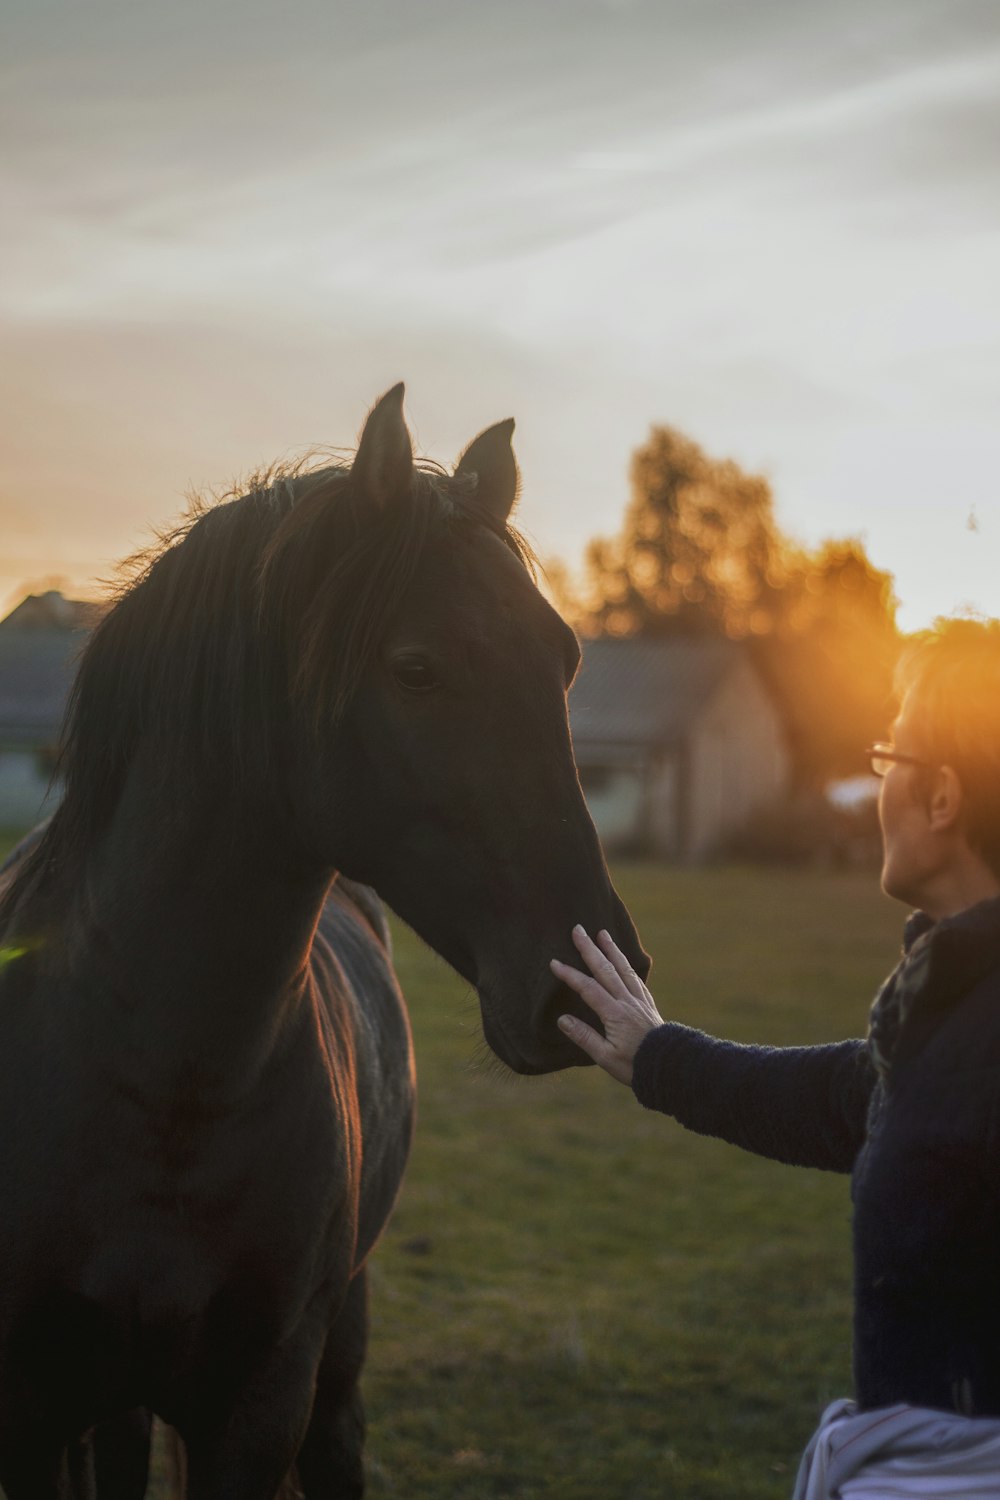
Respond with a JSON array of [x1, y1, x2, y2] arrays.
[[0, 594, 97, 747], [0, 592, 102, 633], [0, 599, 757, 754], [568, 636, 748, 749]]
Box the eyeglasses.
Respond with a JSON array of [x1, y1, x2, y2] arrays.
[[866, 744, 930, 778]]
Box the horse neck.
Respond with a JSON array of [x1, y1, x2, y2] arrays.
[[73, 748, 334, 1087]]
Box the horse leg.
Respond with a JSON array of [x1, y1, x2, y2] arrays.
[[179, 1339, 322, 1500], [1, 1422, 152, 1500], [0, 1437, 80, 1500], [161, 1421, 188, 1497], [67, 1436, 97, 1500], [292, 1269, 368, 1500], [91, 1408, 152, 1499]]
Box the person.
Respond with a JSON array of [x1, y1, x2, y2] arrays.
[[551, 617, 1000, 1499]]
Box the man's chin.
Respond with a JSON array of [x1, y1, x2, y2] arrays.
[[881, 866, 920, 910]]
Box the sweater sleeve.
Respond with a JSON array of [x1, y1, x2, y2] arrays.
[[631, 1023, 875, 1172]]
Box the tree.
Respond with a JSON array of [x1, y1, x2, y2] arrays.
[[755, 539, 900, 786], [568, 425, 899, 786]]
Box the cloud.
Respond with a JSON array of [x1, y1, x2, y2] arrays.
[[2, 0, 999, 628]]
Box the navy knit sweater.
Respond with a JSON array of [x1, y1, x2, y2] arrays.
[[631, 899, 1000, 1416]]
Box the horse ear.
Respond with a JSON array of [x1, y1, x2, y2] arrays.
[[455, 419, 519, 522], [352, 383, 413, 509]]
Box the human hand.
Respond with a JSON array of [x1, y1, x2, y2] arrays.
[[551, 925, 665, 1086]]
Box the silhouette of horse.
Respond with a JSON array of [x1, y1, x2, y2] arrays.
[[0, 386, 648, 1499]]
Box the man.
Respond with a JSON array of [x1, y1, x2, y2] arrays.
[[552, 618, 1000, 1498]]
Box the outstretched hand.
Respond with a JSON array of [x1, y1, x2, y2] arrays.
[[551, 925, 665, 1086]]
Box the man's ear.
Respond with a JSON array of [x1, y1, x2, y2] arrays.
[[927, 765, 964, 833]]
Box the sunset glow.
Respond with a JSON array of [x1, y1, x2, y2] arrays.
[[3, 0, 998, 630]]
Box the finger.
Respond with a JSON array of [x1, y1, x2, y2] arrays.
[[556, 1011, 620, 1069], [596, 929, 646, 999], [549, 958, 619, 1021], [570, 925, 630, 1000]]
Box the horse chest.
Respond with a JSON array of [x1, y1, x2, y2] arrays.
[[53, 1106, 356, 1403], [87, 1086, 353, 1276], [19, 1032, 355, 1332]]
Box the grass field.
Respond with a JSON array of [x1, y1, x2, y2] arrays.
[[362, 865, 899, 1500], [0, 837, 902, 1498]]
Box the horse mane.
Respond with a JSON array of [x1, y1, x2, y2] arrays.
[[1, 456, 535, 925]]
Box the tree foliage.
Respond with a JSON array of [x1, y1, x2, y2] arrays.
[[568, 425, 900, 786]]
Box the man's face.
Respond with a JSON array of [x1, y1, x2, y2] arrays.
[[878, 692, 937, 908]]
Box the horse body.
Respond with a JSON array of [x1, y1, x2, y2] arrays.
[[0, 387, 647, 1497], [1, 799, 412, 1498]]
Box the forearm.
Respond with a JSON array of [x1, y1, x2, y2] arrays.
[[631, 1024, 874, 1172]]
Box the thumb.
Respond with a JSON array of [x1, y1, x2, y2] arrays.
[[554, 1014, 626, 1086], [558, 1012, 602, 1054]]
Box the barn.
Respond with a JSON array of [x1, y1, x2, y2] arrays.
[[0, 592, 100, 828], [0, 598, 792, 859], [568, 636, 791, 862]]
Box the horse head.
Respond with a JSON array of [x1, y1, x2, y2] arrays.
[[274, 385, 649, 1074]]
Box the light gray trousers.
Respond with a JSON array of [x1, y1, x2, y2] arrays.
[[792, 1398, 1000, 1499]]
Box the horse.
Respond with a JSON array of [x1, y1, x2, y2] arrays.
[[0, 385, 649, 1499]]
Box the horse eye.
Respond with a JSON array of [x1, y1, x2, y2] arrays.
[[391, 657, 439, 693]]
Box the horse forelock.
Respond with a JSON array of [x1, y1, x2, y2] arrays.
[[0, 453, 535, 920], [255, 460, 528, 713]]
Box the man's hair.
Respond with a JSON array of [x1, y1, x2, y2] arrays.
[[897, 616, 1000, 877]]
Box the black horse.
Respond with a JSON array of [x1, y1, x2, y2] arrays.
[[0, 386, 648, 1499]]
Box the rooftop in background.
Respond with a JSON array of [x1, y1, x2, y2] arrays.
[[0, 591, 105, 634], [569, 636, 750, 749], [0, 591, 102, 747]]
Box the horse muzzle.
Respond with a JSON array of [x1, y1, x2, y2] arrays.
[[478, 903, 651, 1076]]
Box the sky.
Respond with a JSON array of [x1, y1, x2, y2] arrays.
[[2, 0, 999, 631]]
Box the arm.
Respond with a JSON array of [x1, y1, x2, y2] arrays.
[[632, 1023, 872, 1172], [553, 926, 874, 1173]]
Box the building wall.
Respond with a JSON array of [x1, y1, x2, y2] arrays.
[[572, 655, 791, 862], [686, 658, 790, 860], [579, 753, 682, 858], [643, 752, 680, 859], [577, 759, 646, 852]]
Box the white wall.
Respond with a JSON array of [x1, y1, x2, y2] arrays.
[[686, 660, 790, 860], [645, 754, 679, 858]]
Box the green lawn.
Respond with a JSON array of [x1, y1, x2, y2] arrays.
[[0, 836, 902, 1498], [363, 865, 899, 1500]]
